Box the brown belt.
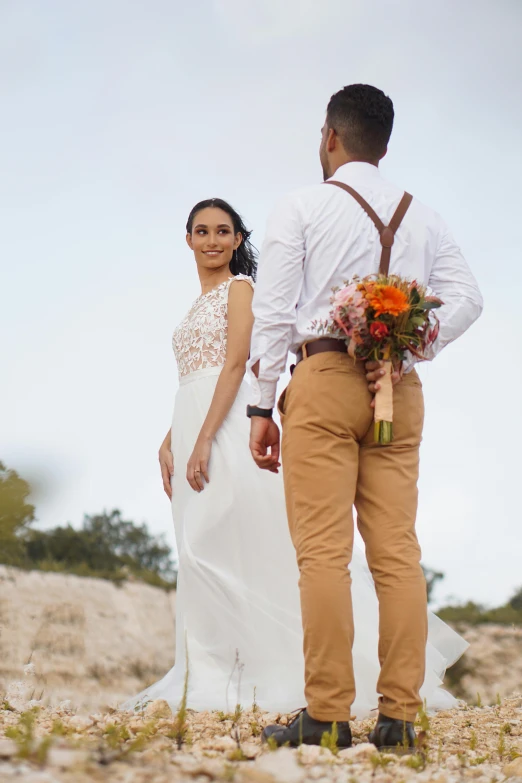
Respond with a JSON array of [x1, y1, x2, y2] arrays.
[[291, 337, 348, 374]]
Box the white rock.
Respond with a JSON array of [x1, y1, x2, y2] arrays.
[[144, 698, 172, 719], [261, 714, 281, 726], [46, 747, 89, 769], [297, 745, 323, 765], [238, 768, 278, 783], [68, 715, 94, 731], [307, 769, 331, 781], [189, 759, 230, 778], [0, 738, 18, 758], [504, 758, 522, 778], [297, 745, 333, 765], [210, 735, 238, 752], [174, 754, 204, 773], [445, 756, 462, 770], [256, 747, 305, 783], [241, 742, 262, 759], [338, 742, 376, 762]]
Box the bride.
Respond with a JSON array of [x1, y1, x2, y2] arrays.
[[123, 197, 467, 718]]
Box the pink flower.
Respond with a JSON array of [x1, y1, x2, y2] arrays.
[[333, 314, 352, 340], [348, 305, 366, 321], [332, 284, 357, 308]]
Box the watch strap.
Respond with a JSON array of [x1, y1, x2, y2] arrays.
[[246, 405, 273, 419]]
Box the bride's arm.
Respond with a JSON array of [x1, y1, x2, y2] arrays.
[[186, 281, 254, 492]]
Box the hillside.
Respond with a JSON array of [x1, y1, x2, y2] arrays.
[[1, 565, 521, 711]]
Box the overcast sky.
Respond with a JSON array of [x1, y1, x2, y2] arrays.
[[1, 0, 521, 609]]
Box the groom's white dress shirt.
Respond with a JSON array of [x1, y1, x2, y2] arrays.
[[248, 162, 483, 409]]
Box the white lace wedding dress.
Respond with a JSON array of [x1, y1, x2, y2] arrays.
[[123, 274, 468, 717]]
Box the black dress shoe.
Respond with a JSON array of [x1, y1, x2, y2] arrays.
[[262, 708, 352, 748], [369, 713, 416, 753]]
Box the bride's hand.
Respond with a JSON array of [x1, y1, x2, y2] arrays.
[[159, 442, 174, 500], [186, 436, 212, 492]]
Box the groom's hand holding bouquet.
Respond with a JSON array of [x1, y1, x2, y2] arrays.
[[314, 274, 442, 443]]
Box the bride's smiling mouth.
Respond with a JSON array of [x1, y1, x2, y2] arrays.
[[203, 250, 224, 256]]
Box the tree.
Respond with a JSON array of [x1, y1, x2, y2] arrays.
[[0, 461, 35, 564], [509, 586, 522, 612], [422, 565, 445, 604], [25, 509, 176, 586]]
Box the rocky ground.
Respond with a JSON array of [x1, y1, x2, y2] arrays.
[[1, 566, 522, 781], [0, 680, 521, 783]]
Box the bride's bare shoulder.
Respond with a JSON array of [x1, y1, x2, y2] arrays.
[[227, 276, 254, 308]]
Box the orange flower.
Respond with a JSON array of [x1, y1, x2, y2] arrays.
[[369, 285, 410, 317]]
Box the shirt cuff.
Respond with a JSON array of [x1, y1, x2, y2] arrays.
[[249, 379, 277, 410]]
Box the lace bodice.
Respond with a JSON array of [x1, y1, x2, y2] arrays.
[[172, 275, 254, 378]]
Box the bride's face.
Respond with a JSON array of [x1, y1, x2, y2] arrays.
[[187, 207, 241, 272]]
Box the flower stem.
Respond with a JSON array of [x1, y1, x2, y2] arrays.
[[374, 419, 393, 444]]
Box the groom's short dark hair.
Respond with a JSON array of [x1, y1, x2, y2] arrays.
[[327, 84, 394, 160]]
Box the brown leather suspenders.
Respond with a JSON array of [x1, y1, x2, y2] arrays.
[[324, 181, 413, 276]]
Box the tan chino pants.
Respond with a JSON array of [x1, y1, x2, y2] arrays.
[[278, 351, 428, 723]]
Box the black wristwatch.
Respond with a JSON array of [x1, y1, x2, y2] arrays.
[[246, 405, 273, 419]]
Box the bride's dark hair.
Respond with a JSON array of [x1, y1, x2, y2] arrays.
[[186, 198, 258, 281]]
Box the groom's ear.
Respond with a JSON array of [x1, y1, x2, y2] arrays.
[[327, 127, 338, 153], [186, 232, 194, 250]]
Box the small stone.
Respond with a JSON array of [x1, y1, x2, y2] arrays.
[[307, 769, 329, 781], [261, 714, 280, 726], [297, 745, 322, 765], [144, 698, 172, 719], [193, 759, 230, 778], [0, 738, 18, 757], [209, 735, 238, 752], [256, 747, 304, 783], [238, 769, 277, 783], [241, 742, 262, 759], [47, 746, 89, 769], [175, 755, 203, 773], [445, 756, 462, 770], [338, 742, 375, 762], [68, 715, 94, 731], [504, 758, 522, 778]]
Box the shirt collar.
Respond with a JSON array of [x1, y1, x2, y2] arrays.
[[329, 161, 382, 183]]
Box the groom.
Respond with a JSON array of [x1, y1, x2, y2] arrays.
[[246, 84, 483, 750]]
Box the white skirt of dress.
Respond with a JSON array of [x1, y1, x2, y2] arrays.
[[122, 366, 468, 717]]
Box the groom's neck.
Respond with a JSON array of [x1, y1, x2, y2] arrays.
[[331, 155, 380, 176]]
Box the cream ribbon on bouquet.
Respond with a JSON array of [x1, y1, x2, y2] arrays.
[[373, 360, 394, 441]]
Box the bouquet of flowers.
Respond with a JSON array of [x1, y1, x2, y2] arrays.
[[313, 275, 443, 444]]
